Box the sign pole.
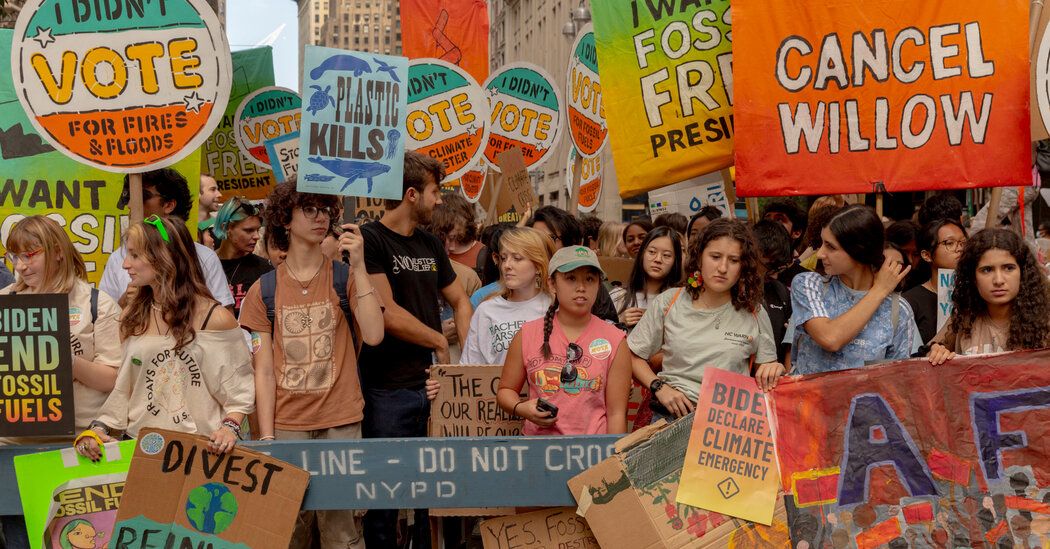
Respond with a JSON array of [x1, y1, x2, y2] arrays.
[[129, 173, 144, 225], [569, 153, 584, 214], [720, 168, 737, 216]]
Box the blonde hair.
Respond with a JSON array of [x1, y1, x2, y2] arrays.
[[597, 222, 625, 257], [5, 215, 87, 293], [497, 227, 555, 299]]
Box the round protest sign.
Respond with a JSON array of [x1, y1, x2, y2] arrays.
[[234, 86, 302, 172], [407, 59, 490, 183], [483, 62, 563, 172], [566, 147, 602, 213], [459, 169, 486, 203], [566, 23, 607, 158], [12, 0, 232, 172]]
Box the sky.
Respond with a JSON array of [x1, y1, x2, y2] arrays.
[[226, 0, 299, 90]]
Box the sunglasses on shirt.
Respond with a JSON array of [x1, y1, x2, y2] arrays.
[[561, 343, 584, 384]]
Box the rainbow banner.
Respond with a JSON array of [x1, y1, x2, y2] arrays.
[[591, 0, 733, 197]]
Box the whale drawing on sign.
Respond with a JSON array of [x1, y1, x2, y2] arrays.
[[375, 59, 401, 83], [308, 157, 392, 193], [310, 54, 373, 79]]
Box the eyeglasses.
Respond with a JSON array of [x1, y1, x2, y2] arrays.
[[561, 343, 583, 384], [5, 248, 43, 265], [301, 206, 337, 220], [232, 199, 259, 218], [937, 238, 968, 251], [143, 215, 170, 243]]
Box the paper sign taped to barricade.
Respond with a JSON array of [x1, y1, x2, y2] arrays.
[[113, 429, 308, 549], [429, 365, 524, 437], [480, 507, 598, 549]]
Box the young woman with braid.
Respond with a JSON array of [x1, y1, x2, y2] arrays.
[[497, 246, 632, 435]]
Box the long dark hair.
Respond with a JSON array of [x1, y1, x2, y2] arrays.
[[619, 226, 683, 313], [825, 205, 885, 271], [914, 218, 966, 284], [683, 219, 763, 312], [949, 229, 1050, 350]]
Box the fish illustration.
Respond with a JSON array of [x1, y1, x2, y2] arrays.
[[375, 59, 401, 83], [532, 367, 601, 394], [386, 129, 401, 159], [304, 173, 335, 182], [307, 157, 391, 193], [311, 54, 372, 79]]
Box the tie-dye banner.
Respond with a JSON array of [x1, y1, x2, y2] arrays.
[[769, 350, 1050, 548], [400, 0, 490, 87]]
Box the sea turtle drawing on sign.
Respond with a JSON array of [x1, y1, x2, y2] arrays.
[[297, 46, 407, 199]]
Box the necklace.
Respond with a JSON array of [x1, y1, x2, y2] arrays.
[[287, 257, 324, 295], [695, 293, 729, 330]]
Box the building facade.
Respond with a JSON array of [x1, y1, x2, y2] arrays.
[[295, 0, 401, 88]]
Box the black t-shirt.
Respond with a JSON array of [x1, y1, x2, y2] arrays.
[[221, 254, 273, 318], [903, 285, 937, 345], [762, 279, 792, 363], [778, 260, 809, 288], [360, 221, 457, 389]]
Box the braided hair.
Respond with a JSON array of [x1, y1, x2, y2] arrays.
[[540, 300, 559, 359]]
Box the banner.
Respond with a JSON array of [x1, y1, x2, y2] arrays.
[[566, 23, 607, 159], [400, 0, 489, 86], [15, 440, 136, 549], [483, 63, 563, 172], [200, 47, 277, 199], [234, 86, 301, 182], [769, 349, 1050, 548], [407, 59, 490, 183], [1033, 4, 1050, 141], [298, 46, 407, 199], [0, 294, 74, 437], [734, 0, 1031, 196], [591, 0, 733, 197], [11, 0, 231, 172]]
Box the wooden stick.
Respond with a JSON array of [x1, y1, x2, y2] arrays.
[[569, 153, 584, 214], [129, 172, 144, 225], [720, 168, 736, 217], [485, 168, 502, 225]]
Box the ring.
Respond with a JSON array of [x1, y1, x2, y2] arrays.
[[78, 444, 85, 451]]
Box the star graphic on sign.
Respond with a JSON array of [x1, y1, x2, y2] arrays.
[[488, 87, 501, 98], [32, 27, 55, 48], [466, 124, 478, 136], [182, 91, 206, 113]]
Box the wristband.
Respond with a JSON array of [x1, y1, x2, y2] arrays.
[[259, 435, 275, 441], [356, 287, 376, 299], [74, 430, 104, 449], [512, 401, 523, 417], [221, 418, 243, 439], [88, 420, 111, 436]]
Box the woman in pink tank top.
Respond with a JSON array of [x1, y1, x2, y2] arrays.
[[497, 246, 632, 435]]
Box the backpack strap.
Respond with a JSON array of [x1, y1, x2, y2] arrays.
[[330, 261, 361, 355], [664, 287, 684, 319], [90, 287, 99, 325], [260, 270, 278, 335], [474, 244, 488, 278]]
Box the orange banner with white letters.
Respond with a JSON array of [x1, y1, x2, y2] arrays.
[[733, 0, 1030, 196], [401, 0, 489, 85]]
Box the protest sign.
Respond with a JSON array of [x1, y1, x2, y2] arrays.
[[15, 440, 135, 549], [407, 59, 491, 183], [480, 508, 598, 549], [265, 132, 300, 183], [11, 0, 231, 172], [676, 369, 778, 525], [489, 147, 535, 224], [460, 168, 486, 203], [598, 257, 633, 287], [354, 196, 386, 223], [648, 172, 731, 218], [566, 147, 602, 214], [590, 0, 732, 198], [936, 268, 956, 334], [234, 87, 301, 174], [298, 46, 407, 199], [769, 349, 1050, 548], [0, 294, 74, 437], [200, 47, 276, 199], [1033, 4, 1050, 140], [734, 0, 1031, 196], [400, 0, 489, 85], [429, 365, 523, 437], [566, 23, 607, 159], [483, 63, 563, 172], [113, 429, 308, 549]]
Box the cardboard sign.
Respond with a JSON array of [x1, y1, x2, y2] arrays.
[[234, 87, 302, 172], [113, 429, 308, 549], [591, 0, 733, 198], [598, 257, 633, 287], [407, 59, 491, 183], [936, 268, 956, 335], [0, 294, 74, 437], [769, 349, 1050, 548], [460, 168, 486, 203], [566, 23, 607, 159], [11, 0, 231, 172], [429, 365, 524, 437], [480, 508, 598, 549], [354, 196, 386, 223], [566, 147, 602, 214], [677, 369, 778, 525], [400, 0, 490, 85], [734, 0, 1031, 196], [569, 419, 792, 548], [298, 46, 407, 199], [15, 440, 136, 549], [483, 63, 563, 172], [490, 147, 536, 223], [265, 131, 300, 183]]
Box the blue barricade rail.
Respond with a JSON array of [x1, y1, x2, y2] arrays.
[[0, 435, 621, 514]]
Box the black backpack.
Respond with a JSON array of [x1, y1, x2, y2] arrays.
[[259, 260, 360, 354]]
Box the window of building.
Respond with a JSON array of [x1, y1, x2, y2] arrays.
[[384, 35, 390, 45], [354, 24, 359, 32], [355, 37, 361, 45]]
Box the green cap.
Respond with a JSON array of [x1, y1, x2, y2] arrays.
[[548, 245, 605, 276]]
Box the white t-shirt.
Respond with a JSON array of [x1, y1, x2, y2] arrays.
[[460, 292, 553, 365], [99, 243, 234, 306]]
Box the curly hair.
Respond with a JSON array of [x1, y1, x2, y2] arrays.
[[683, 218, 763, 312], [949, 229, 1050, 350], [262, 178, 341, 252]]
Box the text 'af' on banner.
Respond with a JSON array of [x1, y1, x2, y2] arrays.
[[11, 0, 231, 172], [298, 46, 407, 200], [590, 0, 732, 198], [234, 86, 302, 185], [407, 59, 491, 184], [15, 440, 136, 549], [0, 294, 75, 437], [769, 349, 1050, 548], [114, 429, 309, 549], [483, 63, 563, 173], [733, 0, 1031, 196]]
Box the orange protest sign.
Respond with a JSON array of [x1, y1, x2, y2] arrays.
[[734, 0, 1031, 196]]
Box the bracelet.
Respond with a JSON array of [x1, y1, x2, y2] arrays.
[[88, 420, 111, 436], [221, 418, 243, 440], [74, 430, 104, 449], [512, 401, 523, 417], [356, 287, 376, 299], [259, 435, 275, 441]]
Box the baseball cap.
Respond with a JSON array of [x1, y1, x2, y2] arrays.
[[548, 245, 605, 276]]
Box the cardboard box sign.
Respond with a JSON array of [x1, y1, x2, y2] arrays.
[[113, 429, 309, 549], [598, 257, 633, 288], [480, 507, 599, 549], [569, 418, 791, 548], [428, 365, 525, 438]]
